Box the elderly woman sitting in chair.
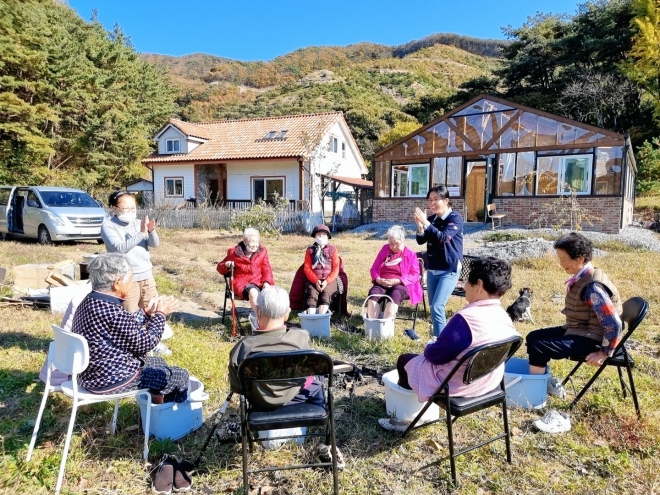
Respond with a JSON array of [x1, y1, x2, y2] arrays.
[[367, 225, 422, 319], [217, 227, 275, 314]]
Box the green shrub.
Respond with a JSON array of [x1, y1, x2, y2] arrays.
[[483, 232, 527, 242], [229, 196, 289, 237]]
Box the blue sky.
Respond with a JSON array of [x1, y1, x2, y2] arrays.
[[67, 0, 582, 61]]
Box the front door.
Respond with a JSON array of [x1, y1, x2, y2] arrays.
[[465, 161, 487, 222]]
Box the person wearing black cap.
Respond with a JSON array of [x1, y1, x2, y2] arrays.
[[303, 225, 340, 314]]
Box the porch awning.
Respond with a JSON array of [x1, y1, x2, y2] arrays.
[[322, 174, 373, 189]]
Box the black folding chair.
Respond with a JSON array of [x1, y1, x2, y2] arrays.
[[237, 350, 340, 495], [451, 255, 478, 297], [561, 297, 649, 417], [402, 335, 523, 485]]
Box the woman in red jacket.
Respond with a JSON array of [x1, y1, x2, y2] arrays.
[[304, 225, 339, 314], [217, 228, 275, 313]]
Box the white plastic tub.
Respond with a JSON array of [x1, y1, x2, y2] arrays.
[[137, 375, 209, 440], [257, 426, 307, 450], [504, 358, 549, 409], [382, 370, 440, 422], [361, 295, 395, 340], [298, 312, 331, 338]]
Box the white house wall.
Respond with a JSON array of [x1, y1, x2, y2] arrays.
[[226, 159, 299, 201], [152, 163, 195, 206]]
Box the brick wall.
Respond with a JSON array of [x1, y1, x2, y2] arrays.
[[374, 196, 623, 233], [373, 198, 466, 223]]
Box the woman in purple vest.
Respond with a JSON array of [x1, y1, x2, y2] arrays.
[[526, 233, 623, 433], [367, 225, 422, 319], [303, 225, 340, 314], [379, 256, 518, 432]]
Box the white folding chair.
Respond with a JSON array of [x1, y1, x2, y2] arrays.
[[27, 324, 152, 494]]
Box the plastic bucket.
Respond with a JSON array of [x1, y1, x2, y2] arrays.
[[137, 375, 210, 440], [258, 426, 307, 450], [361, 294, 395, 340], [382, 370, 440, 422], [503, 357, 549, 409], [298, 311, 331, 338]]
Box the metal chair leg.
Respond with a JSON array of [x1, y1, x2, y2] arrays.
[[625, 364, 641, 418], [502, 399, 512, 463]]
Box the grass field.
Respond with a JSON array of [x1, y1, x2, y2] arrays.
[[1, 229, 660, 494]]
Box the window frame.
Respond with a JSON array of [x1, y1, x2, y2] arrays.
[[164, 177, 184, 198], [341, 141, 346, 159], [251, 176, 286, 203], [165, 139, 181, 153], [329, 135, 338, 153], [536, 153, 593, 196], [390, 163, 429, 197]]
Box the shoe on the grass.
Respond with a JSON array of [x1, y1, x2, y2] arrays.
[[404, 329, 420, 340], [547, 377, 566, 399], [533, 409, 571, 434], [152, 456, 174, 495], [317, 443, 345, 470], [153, 342, 172, 357], [378, 417, 411, 433], [173, 459, 194, 493]]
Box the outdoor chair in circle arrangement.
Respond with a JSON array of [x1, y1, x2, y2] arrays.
[[561, 296, 649, 417], [236, 350, 340, 495], [401, 335, 523, 485], [26, 325, 152, 495]]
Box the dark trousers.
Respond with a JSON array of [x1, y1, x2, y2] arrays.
[[305, 279, 338, 308], [396, 353, 419, 390], [526, 326, 601, 368]]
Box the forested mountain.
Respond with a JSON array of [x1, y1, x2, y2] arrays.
[[0, 0, 176, 192], [147, 42, 501, 159]]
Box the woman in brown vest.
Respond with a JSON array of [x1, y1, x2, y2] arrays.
[[303, 225, 340, 314], [526, 233, 623, 433]]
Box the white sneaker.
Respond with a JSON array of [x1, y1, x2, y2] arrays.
[[378, 417, 411, 433], [426, 337, 437, 346], [533, 409, 571, 433], [153, 342, 172, 356], [547, 377, 566, 399]]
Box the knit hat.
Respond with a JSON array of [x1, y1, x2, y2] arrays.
[[311, 224, 331, 239]]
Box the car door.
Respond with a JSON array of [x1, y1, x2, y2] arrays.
[[22, 189, 42, 238], [0, 187, 13, 234]]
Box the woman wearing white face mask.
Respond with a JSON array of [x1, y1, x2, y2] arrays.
[[303, 225, 340, 314], [216, 227, 275, 314], [101, 191, 160, 315]]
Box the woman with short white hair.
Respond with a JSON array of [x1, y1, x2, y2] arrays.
[[367, 225, 422, 319], [217, 227, 275, 313]]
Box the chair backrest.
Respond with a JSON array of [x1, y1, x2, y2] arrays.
[[51, 324, 89, 376], [487, 203, 497, 214], [417, 258, 425, 283], [459, 255, 478, 283], [461, 335, 522, 385], [237, 350, 334, 397], [618, 297, 649, 347]]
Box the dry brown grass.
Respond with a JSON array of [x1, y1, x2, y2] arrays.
[[2, 230, 660, 494]]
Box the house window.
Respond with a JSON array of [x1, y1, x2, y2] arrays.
[[329, 136, 338, 153], [253, 177, 285, 203], [432, 157, 462, 196], [165, 177, 184, 197], [391, 163, 429, 197], [341, 142, 346, 159], [166, 139, 180, 153], [537, 154, 592, 195]]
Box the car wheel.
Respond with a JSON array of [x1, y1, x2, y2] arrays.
[[97, 238, 104, 244], [38, 225, 52, 245]]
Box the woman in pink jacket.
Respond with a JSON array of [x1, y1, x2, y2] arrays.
[[367, 225, 422, 319]]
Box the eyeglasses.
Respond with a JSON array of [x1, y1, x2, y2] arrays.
[[116, 207, 137, 212], [428, 197, 445, 203]]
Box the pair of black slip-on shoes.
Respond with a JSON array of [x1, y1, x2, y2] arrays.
[[152, 455, 194, 494]]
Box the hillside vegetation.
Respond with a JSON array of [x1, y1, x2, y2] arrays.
[[146, 41, 501, 158]]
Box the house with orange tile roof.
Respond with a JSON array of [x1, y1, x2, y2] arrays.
[[142, 112, 368, 213]]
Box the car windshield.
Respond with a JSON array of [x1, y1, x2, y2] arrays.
[[39, 191, 99, 208]]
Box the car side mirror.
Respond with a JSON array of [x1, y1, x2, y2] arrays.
[[27, 199, 39, 208]]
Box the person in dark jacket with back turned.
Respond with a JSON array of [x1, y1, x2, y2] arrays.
[[414, 185, 464, 340]]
